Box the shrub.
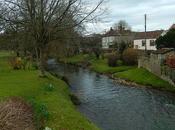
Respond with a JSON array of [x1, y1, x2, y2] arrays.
[[122, 48, 138, 65], [104, 53, 113, 59], [9, 57, 22, 70], [117, 60, 123, 66], [28, 98, 49, 130], [32, 62, 39, 70], [107, 54, 119, 67], [0, 98, 35, 130]]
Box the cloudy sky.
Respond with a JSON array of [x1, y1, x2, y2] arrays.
[[86, 0, 175, 34]]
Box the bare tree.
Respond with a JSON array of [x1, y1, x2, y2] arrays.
[[114, 20, 131, 33], [1, 0, 105, 76]]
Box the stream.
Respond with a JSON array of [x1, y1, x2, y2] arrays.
[[48, 60, 175, 130]]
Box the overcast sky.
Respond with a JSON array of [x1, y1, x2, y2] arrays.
[[86, 0, 175, 34]]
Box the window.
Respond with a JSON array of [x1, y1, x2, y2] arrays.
[[150, 40, 155, 46], [142, 40, 146, 46], [135, 45, 138, 49]]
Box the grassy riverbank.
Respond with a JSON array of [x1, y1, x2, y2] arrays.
[[0, 52, 99, 130], [61, 54, 86, 64], [61, 54, 175, 92], [114, 68, 175, 92], [90, 59, 134, 74], [61, 54, 134, 74]]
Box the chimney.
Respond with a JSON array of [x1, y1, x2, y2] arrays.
[[110, 27, 113, 31]]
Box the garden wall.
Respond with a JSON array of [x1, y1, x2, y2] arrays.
[[138, 54, 175, 86]]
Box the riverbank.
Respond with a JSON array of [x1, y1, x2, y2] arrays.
[[0, 52, 100, 130], [60, 54, 175, 93]]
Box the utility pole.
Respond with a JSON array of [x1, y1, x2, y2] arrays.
[[144, 14, 147, 52]]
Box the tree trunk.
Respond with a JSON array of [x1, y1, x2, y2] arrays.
[[35, 47, 40, 65], [39, 47, 46, 77]]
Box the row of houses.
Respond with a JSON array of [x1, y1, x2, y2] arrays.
[[102, 24, 175, 51]]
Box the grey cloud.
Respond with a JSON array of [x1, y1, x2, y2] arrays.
[[86, 0, 175, 33]]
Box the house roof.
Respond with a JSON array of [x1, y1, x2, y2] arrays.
[[134, 30, 164, 40], [152, 48, 175, 54], [104, 28, 118, 37], [103, 27, 132, 37]]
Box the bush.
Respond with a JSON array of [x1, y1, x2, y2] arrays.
[[9, 57, 22, 70], [9, 57, 36, 70], [32, 62, 39, 70], [0, 98, 35, 130], [104, 53, 113, 59], [117, 60, 123, 66], [122, 48, 138, 65], [107, 54, 119, 67], [28, 98, 49, 130]]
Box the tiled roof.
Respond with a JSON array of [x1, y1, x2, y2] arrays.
[[134, 30, 164, 40]]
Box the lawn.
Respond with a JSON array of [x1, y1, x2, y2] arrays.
[[61, 54, 134, 74], [0, 52, 99, 130], [61, 54, 86, 64], [114, 68, 175, 92], [90, 59, 135, 74]]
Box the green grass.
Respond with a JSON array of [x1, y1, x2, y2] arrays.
[[0, 52, 99, 130], [61, 54, 86, 64], [61, 54, 134, 74], [114, 68, 175, 92], [61, 54, 175, 92], [90, 59, 135, 74]]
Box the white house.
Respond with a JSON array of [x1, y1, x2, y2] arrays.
[[102, 28, 134, 49], [102, 28, 117, 49], [134, 30, 164, 51]]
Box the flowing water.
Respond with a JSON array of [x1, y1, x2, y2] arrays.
[[48, 60, 175, 130]]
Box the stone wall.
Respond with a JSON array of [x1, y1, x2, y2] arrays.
[[138, 54, 175, 86], [138, 55, 161, 76], [161, 66, 175, 85]]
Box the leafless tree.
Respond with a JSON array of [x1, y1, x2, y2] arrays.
[[114, 20, 131, 33], [0, 0, 105, 76]]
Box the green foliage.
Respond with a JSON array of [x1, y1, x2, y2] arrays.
[[28, 98, 50, 129], [32, 62, 39, 70], [122, 48, 138, 65], [117, 60, 123, 66], [156, 29, 175, 49], [114, 68, 175, 92]]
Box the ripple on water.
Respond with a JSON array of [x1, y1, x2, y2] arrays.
[[49, 63, 175, 130]]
